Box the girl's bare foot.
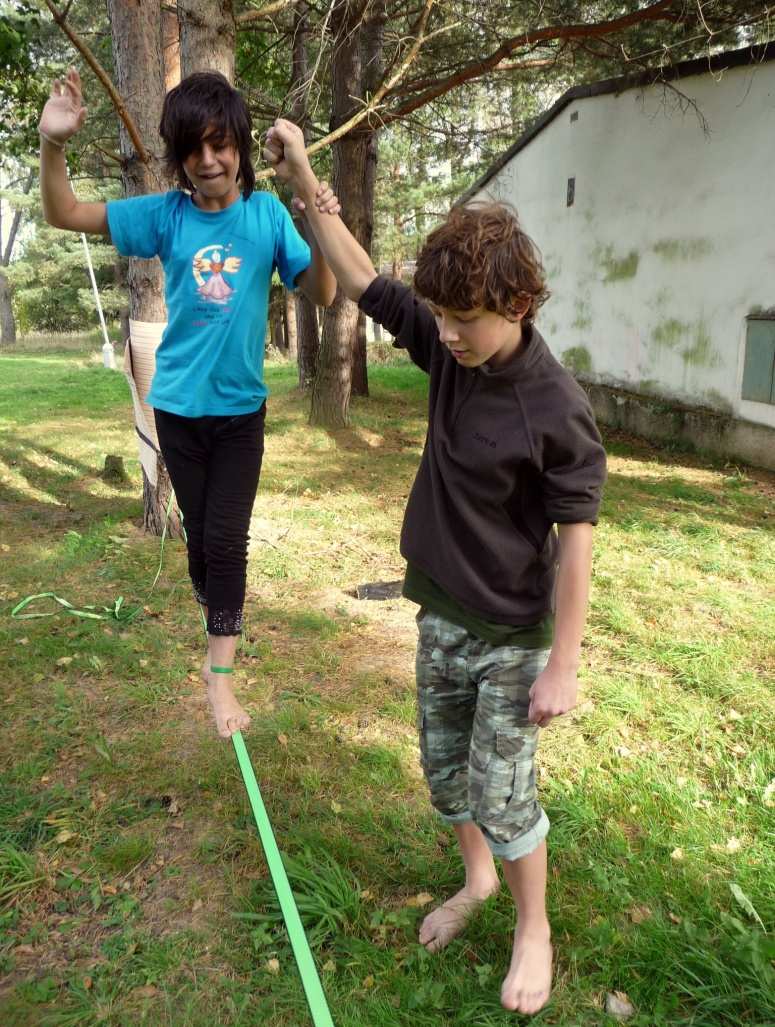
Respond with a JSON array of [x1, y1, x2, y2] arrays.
[[500, 926, 553, 1015], [418, 877, 500, 953], [201, 658, 250, 738]]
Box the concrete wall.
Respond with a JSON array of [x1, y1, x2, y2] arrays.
[[472, 59, 775, 465]]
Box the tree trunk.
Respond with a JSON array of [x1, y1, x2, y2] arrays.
[[107, 0, 175, 535], [178, 0, 235, 80], [310, 1, 383, 424], [285, 290, 298, 360], [297, 296, 318, 389], [0, 271, 15, 346], [310, 1, 366, 427], [162, 0, 181, 90], [0, 167, 35, 347], [289, 4, 320, 388]]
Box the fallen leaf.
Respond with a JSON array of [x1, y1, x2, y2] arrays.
[[56, 656, 74, 667], [55, 829, 77, 844], [615, 745, 632, 757], [192, 899, 203, 912], [0, 543, 9, 552], [605, 991, 635, 1021], [628, 905, 652, 924], [16, 637, 29, 646], [670, 847, 684, 862], [132, 985, 159, 999], [168, 800, 180, 815], [277, 733, 288, 747], [322, 960, 336, 972], [363, 975, 375, 988], [331, 800, 342, 814], [404, 892, 434, 908], [727, 708, 743, 721], [13, 944, 36, 956], [138, 659, 148, 668], [266, 958, 280, 975], [103, 885, 118, 896], [668, 912, 682, 924], [360, 889, 373, 900], [83, 976, 93, 990], [726, 836, 742, 853], [764, 779, 775, 808]]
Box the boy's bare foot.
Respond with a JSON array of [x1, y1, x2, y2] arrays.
[[500, 926, 553, 1015], [200, 658, 250, 738], [419, 878, 500, 953]]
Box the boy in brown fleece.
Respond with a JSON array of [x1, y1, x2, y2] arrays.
[[265, 120, 606, 1016]]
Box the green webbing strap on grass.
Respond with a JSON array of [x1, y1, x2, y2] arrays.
[[230, 731, 335, 1027], [11, 494, 176, 624]]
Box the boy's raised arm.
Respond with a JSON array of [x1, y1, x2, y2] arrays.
[[264, 120, 377, 303], [39, 69, 109, 236]]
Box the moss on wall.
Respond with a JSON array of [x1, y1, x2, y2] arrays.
[[652, 238, 713, 261], [682, 322, 721, 369], [572, 298, 592, 331], [653, 318, 690, 349], [562, 345, 592, 374], [596, 244, 639, 282]]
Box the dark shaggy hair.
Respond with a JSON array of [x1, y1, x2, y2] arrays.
[[159, 72, 255, 199], [413, 202, 550, 324]]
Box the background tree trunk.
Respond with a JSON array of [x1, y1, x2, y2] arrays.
[[178, 0, 235, 80], [0, 168, 34, 347], [0, 272, 15, 346], [107, 0, 175, 536], [162, 0, 181, 90], [310, 0, 385, 424], [289, 3, 320, 389], [285, 290, 298, 360]]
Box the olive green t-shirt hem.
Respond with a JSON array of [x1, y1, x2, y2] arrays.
[[404, 563, 553, 649]]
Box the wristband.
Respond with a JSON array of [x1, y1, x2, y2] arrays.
[[39, 130, 66, 151]]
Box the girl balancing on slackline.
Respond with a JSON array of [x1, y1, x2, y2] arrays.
[[39, 68, 340, 738]]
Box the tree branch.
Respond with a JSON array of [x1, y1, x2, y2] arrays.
[[237, 0, 296, 25], [41, 0, 149, 163], [256, 0, 440, 179], [382, 0, 680, 121]]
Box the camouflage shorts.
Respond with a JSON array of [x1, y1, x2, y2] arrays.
[[415, 609, 551, 861]]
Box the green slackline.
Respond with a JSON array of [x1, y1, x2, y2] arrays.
[[10, 499, 334, 1024], [230, 730, 335, 1027], [190, 543, 334, 1026]]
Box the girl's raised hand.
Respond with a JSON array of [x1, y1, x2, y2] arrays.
[[39, 68, 87, 145]]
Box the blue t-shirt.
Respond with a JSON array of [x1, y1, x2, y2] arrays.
[[106, 190, 311, 416]]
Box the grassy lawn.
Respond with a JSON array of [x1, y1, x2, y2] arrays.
[[0, 338, 773, 1026]]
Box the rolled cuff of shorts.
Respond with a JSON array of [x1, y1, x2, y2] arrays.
[[485, 808, 550, 861], [437, 809, 474, 825]]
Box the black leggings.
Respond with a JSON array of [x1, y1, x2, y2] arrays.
[[154, 405, 266, 636]]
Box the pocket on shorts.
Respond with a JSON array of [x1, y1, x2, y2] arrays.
[[480, 728, 537, 825]]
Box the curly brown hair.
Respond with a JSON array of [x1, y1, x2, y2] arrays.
[[413, 202, 549, 324]]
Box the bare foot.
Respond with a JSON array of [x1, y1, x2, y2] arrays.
[[419, 878, 500, 953], [201, 659, 250, 739], [500, 926, 553, 1015]]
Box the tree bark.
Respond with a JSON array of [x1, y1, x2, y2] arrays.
[[0, 167, 35, 346], [162, 0, 181, 90], [107, 0, 175, 535], [178, 0, 235, 80], [310, 0, 372, 427], [0, 271, 15, 346], [285, 289, 298, 359], [297, 296, 318, 389], [289, 3, 320, 389]]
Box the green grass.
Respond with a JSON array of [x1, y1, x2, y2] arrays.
[[0, 338, 773, 1025]]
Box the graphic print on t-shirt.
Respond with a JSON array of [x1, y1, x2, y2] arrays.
[[192, 243, 242, 304]]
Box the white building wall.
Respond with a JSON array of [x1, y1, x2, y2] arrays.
[[472, 60, 775, 430]]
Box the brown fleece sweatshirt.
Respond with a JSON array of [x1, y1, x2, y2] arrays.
[[359, 276, 607, 626]]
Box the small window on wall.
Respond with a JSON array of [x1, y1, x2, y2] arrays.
[[567, 177, 575, 207], [741, 316, 775, 404]]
